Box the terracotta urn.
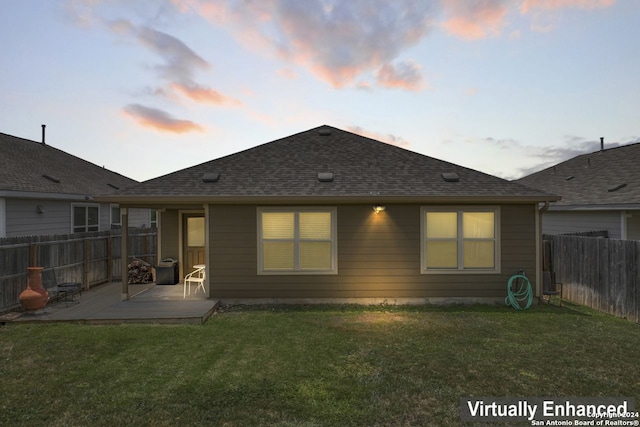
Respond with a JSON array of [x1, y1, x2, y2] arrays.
[[19, 267, 49, 311]]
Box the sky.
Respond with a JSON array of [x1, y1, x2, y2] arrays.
[[1, 0, 638, 183]]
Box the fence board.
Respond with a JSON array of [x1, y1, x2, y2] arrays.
[[545, 234, 639, 323]]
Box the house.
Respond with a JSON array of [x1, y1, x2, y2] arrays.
[[516, 141, 640, 240], [0, 131, 154, 238], [99, 125, 558, 303]]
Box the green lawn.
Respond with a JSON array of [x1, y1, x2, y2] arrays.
[[1, 302, 638, 426]]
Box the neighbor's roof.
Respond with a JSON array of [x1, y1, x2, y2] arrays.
[[0, 132, 138, 199], [104, 125, 557, 204], [517, 142, 640, 209]]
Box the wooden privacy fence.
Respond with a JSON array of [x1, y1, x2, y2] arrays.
[[544, 234, 640, 323], [0, 229, 156, 312]]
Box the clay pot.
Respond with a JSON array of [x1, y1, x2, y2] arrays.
[[19, 267, 49, 311]]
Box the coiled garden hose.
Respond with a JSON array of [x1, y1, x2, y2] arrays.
[[505, 272, 533, 310]]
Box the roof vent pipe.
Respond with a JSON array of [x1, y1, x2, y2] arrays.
[[41, 124, 46, 145], [600, 137, 604, 151]]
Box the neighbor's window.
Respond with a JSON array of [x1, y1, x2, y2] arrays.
[[258, 207, 337, 274], [73, 204, 100, 233], [110, 204, 121, 227], [149, 209, 158, 228], [422, 207, 499, 273]]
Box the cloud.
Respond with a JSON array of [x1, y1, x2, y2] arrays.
[[441, 0, 509, 40], [171, 82, 241, 105], [376, 61, 425, 91], [347, 125, 411, 148], [521, 0, 615, 13], [197, 0, 435, 90], [123, 104, 204, 133], [108, 19, 240, 106]]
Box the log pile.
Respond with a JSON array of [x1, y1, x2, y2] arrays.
[[128, 258, 154, 284]]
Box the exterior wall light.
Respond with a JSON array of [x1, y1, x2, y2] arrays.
[[373, 205, 386, 214]]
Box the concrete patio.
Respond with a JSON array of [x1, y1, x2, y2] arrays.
[[1, 281, 219, 325]]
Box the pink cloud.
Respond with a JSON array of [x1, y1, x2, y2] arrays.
[[171, 82, 242, 106], [521, 0, 615, 13], [196, 0, 434, 91], [123, 104, 204, 133], [441, 0, 509, 40], [347, 125, 411, 148], [376, 61, 425, 91]]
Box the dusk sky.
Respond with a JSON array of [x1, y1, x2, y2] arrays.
[[1, 0, 638, 183]]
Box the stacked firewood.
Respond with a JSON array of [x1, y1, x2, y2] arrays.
[[127, 258, 154, 284]]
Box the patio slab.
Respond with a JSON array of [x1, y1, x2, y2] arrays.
[[3, 281, 218, 325]]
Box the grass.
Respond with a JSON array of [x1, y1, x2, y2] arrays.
[[1, 302, 639, 426]]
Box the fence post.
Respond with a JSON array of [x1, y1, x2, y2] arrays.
[[107, 234, 113, 282], [83, 238, 90, 290]]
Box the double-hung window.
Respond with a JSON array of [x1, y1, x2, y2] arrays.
[[258, 207, 337, 274], [421, 207, 499, 273], [72, 204, 100, 233]]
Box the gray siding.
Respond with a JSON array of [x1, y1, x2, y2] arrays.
[[5, 198, 73, 236], [542, 211, 621, 239], [208, 204, 537, 299]]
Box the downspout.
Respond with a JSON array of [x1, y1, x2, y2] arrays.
[[535, 201, 550, 300]]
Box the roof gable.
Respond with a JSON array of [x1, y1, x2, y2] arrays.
[[111, 125, 555, 202], [516, 142, 640, 207], [0, 132, 139, 197]]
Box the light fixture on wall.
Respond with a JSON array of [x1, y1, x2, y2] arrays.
[[373, 205, 386, 214], [37, 204, 46, 214]]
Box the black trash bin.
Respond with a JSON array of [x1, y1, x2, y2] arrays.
[[156, 258, 178, 285]]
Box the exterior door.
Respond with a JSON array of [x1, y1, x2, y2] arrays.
[[183, 213, 205, 275]]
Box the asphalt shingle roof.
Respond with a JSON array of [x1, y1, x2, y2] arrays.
[[0, 132, 138, 197], [516, 142, 640, 207], [113, 125, 554, 202]]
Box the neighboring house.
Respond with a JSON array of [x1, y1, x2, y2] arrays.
[[100, 125, 558, 302], [0, 132, 154, 238], [517, 142, 640, 240]]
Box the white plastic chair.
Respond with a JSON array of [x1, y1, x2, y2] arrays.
[[184, 265, 206, 298]]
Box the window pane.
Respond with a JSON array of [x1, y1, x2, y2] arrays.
[[300, 212, 331, 239], [463, 241, 495, 268], [463, 212, 494, 238], [88, 207, 99, 226], [262, 212, 294, 239], [426, 212, 457, 238], [426, 240, 458, 269], [111, 206, 120, 224], [300, 241, 331, 269], [263, 242, 295, 269], [187, 217, 205, 247], [74, 207, 86, 228]]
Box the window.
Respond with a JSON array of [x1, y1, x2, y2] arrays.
[[150, 209, 158, 228], [110, 204, 121, 227], [258, 207, 337, 274], [73, 204, 100, 233], [421, 207, 499, 273]]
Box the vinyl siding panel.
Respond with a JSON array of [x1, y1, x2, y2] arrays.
[[160, 210, 179, 260], [208, 203, 537, 299], [542, 211, 621, 239], [5, 199, 71, 236]]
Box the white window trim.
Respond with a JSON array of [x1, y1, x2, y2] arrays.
[[110, 204, 121, 227], [257, 206, 338, 275], [421, 206, 501, 275], [71, 203, 100, 233]]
